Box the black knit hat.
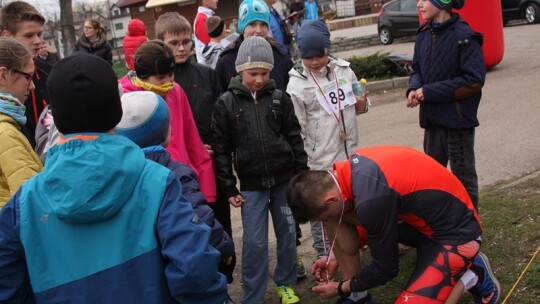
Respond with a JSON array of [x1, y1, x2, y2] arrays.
[[429, 0, 465, 11], [47, 52, 123, 134]]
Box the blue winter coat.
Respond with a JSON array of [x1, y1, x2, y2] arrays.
[[408, 14, 486, 130], [143, 146, 235, 259], [0, 134, 227, 303]]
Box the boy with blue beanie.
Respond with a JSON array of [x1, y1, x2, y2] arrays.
[[212, 36, 308, 304], [286, 19, 370, 304], [116, 91, 237, 291]]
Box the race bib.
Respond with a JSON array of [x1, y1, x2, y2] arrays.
[[315, 76, 356, 116]]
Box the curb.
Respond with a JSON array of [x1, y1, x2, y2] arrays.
[[366, 76, 409, 92]]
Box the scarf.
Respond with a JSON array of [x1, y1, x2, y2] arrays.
[[0, 92, 26, 125], [128, 71, 174, 96]]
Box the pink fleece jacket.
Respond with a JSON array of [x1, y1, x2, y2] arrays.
[[119, 76, 216, 202]]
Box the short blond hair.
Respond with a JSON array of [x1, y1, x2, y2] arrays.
[[155, 12, 192, 40]]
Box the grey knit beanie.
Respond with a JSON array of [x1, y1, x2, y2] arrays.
[[235, 36, 274, 73]]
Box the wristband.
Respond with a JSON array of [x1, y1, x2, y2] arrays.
[[337, 280, 351, 298]]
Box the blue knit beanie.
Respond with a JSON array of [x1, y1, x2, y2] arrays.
[[116, 91, 170, 148], [238, 0, 270, 34], [297, 19, 331, 58], [429, 0, 465, 11]]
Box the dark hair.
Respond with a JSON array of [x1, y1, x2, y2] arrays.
[[0, 1, 45, 34], [134, 40, 174, 79], [286, 171, 333, 223]]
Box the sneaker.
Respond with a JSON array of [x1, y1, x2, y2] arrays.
[[276, 285, 300, 304], [470, 252, 501, 304], [335, 293, 375, 304], [296, 255, 307, 279]]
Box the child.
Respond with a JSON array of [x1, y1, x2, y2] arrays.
[[155, 12, 222, 150], [154, 13, 232, 251], [406, 0, 485, 210], [116, 91, 236, 287], [0, 52, 227, 303], [194, 0, 218, 63], [212, 36, 308, 304], [202, 15, 227, 69], [119, 40, 217, 204], [0, 37, 42, 207], [215, 0, 293, 91], [0, 1, 49, 148], [286, 19, 370, 303], [122, 19, 148, 71]]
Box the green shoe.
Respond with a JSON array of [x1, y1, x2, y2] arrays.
[[276, 285, 300, 304]]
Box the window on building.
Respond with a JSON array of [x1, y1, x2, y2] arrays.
[[139, 6, 145, 12], [115, 23, 123, 31]]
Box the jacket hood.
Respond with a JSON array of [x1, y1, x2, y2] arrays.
[[42, 134, 147, 224], [128, 19, 146, 36]]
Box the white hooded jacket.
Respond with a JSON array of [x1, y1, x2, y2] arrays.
[[287, 57, 367, 170]]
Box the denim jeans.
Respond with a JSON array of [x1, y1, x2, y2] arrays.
[[424, 127, 479, 209], [240, 182, 297, 304]]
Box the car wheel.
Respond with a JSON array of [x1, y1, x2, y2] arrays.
[[379, 27, 394, 45], [524, 3, 539, 23]]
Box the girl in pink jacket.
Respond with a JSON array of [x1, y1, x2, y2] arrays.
[[119, 40, 216, 202]]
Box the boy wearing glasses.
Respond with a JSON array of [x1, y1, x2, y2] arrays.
[[0, 1, 49, 148], [154, 11, 234, 283]]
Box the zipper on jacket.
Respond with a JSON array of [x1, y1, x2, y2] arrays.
[[253, 97, 271, 188]]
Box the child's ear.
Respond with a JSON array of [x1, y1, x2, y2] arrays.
[[0, 66, 9, 85]]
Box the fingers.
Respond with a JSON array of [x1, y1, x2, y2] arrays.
[[228, 195, 244, 207], [204, 144, 213, 156]]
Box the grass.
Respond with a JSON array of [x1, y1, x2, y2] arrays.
[[295, 172, 540, 303], [112, 60, 128, 79]]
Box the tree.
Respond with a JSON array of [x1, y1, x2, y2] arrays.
[[60, 0, 76, 56]]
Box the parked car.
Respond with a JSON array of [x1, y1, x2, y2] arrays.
[[502, 0, 540, 24], [377, 0, 419, 45]]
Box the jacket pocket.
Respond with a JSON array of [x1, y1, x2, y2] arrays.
[[227, 109, 246, 134]]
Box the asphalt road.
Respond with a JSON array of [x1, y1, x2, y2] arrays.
[[229, 21, 540, 303]]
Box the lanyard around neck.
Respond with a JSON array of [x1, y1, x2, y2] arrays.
[[310, 69, 341, 125]]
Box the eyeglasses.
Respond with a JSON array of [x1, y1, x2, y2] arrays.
[[12, 69, 34, 84], [168, 38, 193, 49]]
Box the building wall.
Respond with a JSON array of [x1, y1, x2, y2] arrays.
[[123, 0, 240, 40]]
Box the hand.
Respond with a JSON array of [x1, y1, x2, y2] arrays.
[[312, 281, 340, 299], [354, 91, 370, 112], [406, 90, 419, 108], [223, 256, 233, 266], [415, 87, 424, 102], [204, 144, 213, 156], [311, 256, 339, 282], [228, 195, 244, 207]]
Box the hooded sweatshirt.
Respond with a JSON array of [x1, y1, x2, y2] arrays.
[[0, 134, 227, 303]]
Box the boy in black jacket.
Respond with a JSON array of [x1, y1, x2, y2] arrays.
[[212, 36, 308, 304]]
